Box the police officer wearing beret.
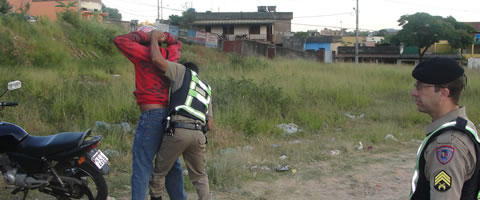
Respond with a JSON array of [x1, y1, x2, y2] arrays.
[[409, 57, 480, 199]]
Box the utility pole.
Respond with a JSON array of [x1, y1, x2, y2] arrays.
[[157, 0, 159, 22], [355, 0, 359, 64], [161, 0, 163, 22]]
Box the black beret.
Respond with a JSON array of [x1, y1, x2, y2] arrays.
[[412, 57, 464, 85]]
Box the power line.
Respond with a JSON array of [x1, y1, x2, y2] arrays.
[[294, 12, 354, 19]]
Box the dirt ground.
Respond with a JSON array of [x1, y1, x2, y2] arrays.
[[208, 143, 418, 200]]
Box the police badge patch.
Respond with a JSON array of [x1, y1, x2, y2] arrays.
[[436, 145, 455, 165], [434, 170, 451, 192]]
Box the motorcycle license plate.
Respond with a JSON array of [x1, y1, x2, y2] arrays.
[[91, 150, 108, 169]]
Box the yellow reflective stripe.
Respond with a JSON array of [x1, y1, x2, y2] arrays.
[[195, 93, 210, 105], [190, 81, 196, 90], [175, 105, 206, 122], [188, 89, 209, 105], [185, 96, 193, 106], [197, 80, 209, 92]]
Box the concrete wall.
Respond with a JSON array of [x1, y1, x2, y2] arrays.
[[235, 26, 249, 35], [223, 40, 315, 61], [273, 19, 291, 43], [468, 58, 480, 69], [211, 27, 223, 35], [80, 1, 101, 11]]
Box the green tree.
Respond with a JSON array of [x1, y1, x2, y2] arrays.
[[181, 8, 195, 28], [55, 0, 77, 10], [391, 12, 474, 61], [168, 14, 182, 26], [294, 31, 308, 38], [443, 16, 475, 57], [102, 3, 122, 21], [0, 0, 13, 14]]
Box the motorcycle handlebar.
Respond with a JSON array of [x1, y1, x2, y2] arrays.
[[0, 102, 18, 106]]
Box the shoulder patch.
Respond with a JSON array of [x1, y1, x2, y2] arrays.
[[434, 170, 451, 192], [436, 145, 455, 165]]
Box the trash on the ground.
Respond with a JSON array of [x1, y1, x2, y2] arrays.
[[183, 169, 189, 176], [95, 121, 132, 133], [288, 140, 301, 144], [345, 113, 365, 119], [261, 166, 271, 171], [112, 74, 121, 78], [330, 150, 340, 156], [354, 141, 363, 151], [292, 168, 297, 174], [275, 165, 289, 172], [279, 155, 287, 160], [218, 148, 236, 154], [103, 149, 119, 157], [277, 123, 302, 136], [385, 134, 398, 142], [367, 146, 373, 150], [243, 145, 254, 151], [272, 144, 281, 148]]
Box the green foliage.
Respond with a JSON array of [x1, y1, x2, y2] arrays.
[[391, 12, 474, 60], [55, 0, 77, 9], [0, 0, 12, 14], [294, 31, 308, 38], [102, 3, 122, 21], [168, 14, 182, 26]]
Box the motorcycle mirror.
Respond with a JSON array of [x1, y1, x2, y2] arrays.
[[7, 80, 21, 91]]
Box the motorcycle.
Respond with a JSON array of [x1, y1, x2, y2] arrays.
[[0, 80, 110, 200]]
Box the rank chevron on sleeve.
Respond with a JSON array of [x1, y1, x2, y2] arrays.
[[434, 170, 452, 192]]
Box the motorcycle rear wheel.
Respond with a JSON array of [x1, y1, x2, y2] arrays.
[[55, 163, 108, 200]]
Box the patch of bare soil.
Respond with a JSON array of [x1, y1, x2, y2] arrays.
[[211, 143, 418, 200]]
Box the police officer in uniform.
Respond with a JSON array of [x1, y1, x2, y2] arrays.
[[148, 30, 213, 200], [409, 57, 480, 199]]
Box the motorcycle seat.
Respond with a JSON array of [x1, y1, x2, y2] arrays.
[[16, 131, 88, 157]]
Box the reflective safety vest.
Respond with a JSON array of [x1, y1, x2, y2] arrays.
[[168, 69, 211, 123], [410, 117, 480, 200]]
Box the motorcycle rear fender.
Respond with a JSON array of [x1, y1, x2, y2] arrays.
[[47, 135, 102, 161]]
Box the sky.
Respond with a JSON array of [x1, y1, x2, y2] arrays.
[[101, 0, 480, 32]]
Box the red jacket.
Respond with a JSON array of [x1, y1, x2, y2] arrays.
[[114, 31, 182, 106]]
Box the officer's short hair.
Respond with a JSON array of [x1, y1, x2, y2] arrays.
[[436, 75, 466, 105], [183, 62, 199, 74]]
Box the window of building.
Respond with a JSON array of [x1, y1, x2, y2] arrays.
[[223, 26, 234, 34], [249, 25, 260, 34], [205, 26, 211, 33]]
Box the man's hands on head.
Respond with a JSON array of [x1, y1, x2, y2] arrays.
[[151, 30, 166, 43]]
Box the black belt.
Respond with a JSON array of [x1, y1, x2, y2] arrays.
[[172, 122, 205, 132]]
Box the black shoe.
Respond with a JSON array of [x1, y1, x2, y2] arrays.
[[151, 197, 162, 200]]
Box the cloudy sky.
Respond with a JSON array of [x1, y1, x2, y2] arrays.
[[101, 0, 480, 32]]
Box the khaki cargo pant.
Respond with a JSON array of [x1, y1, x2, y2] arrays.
[[150, 127, 210, 200]]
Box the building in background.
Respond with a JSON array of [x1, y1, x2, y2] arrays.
[[192, 6, 293, 44]]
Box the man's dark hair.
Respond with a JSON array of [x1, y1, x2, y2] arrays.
[[435, 75, 466, 105], [183, 62, 199, 73]]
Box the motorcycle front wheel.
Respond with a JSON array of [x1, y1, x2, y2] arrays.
[[54, 163, 108, 200]]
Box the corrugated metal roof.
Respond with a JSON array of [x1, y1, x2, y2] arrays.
[[193, 20, 275, 25]]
